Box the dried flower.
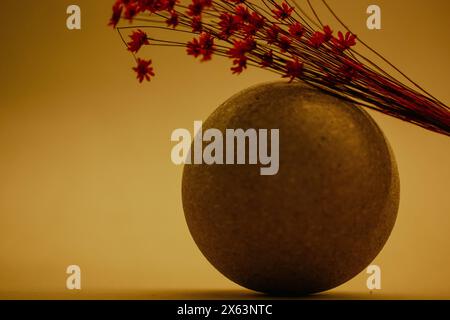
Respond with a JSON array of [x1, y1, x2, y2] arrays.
[[133, 58, 155, 82], [218, 13, 240, 39], [231, 57, 247, 74], [127, 29, 149, 53], [187, 32, 215, 61], [278, 35, 292, 52], [166, 10, 179, 28], [108, 2, 122, 28], [124, 3, 139, 22], [332, 31, 357, 51], [265, 24, 281, 44], [283, 57, 303, 82], [323, 25, 333, 41], [228, 37, 257, 59], [191, 15, 203, 32], [187, 0, 210, 17], [289, 22, 304, 39], [309, 31, 325, 48], [272, 2, 294, 20], [235, 5, 251, 22]]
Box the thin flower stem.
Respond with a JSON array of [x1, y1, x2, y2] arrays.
[[306, 0, 323, 27]]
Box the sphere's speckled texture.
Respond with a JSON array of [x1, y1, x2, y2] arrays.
[[182, 82, 400, 295]]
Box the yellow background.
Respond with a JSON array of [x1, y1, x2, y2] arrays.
[[0, 0, 449, 299]]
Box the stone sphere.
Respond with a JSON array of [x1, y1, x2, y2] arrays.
[[182, 82, 399, 295]]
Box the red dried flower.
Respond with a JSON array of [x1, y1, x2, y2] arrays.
[[272, 2, 294, 20], [166, 10, 179, 28], [309, 25, 333, 48], [249, 12, 265, 28], [278, 35, 292, 52], [137, 0, 155, 12], [164, 0, 179, 11], [235, 5, 251, 22], [187, 38, 202, 58], [289, 22, 304, 39], [332, 31, 357, 51], [283, 57, 303, 82], [149, 0, 168, 12], [137, 0, 153, 11], [309, 31, 325, 48], [243, 12, 265, 36], [218, 12, 240, 39], [265, 24, 281, 44], [124, 3, 139, 22], [108, 2, 123, 28], [187, 32, 215, 61], [323, 25, 333, 41], [198, 32, 215, 61], [227, 37, 257, 59], [191, 15, 202, 32], [133, 58, 155, 82], [231, 57, 247, 74], [127, 29, 150, 53], [187, 0, 210, 17]]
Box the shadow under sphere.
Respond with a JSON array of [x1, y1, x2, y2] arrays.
[[182, 82, 399, 295]]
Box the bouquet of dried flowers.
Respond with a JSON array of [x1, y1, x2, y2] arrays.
[[109, 0, 450, 136]]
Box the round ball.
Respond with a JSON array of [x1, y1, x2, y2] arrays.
[[182, 82, 399, 295]]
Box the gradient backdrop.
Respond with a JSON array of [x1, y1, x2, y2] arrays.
[[0, 0, 449, 299]]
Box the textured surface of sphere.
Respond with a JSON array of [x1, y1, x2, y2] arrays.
[[182, 82, 400, 295]]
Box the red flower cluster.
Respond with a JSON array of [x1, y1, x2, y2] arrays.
[[111, 1, 353, 85], [187, 0, 212, 17], [272, 2, 294, 20], [218, 12, 240, 39], [228, 37, 257, 60], [288, 22, 304, 39], [243, 12, 265, 36], [309, 25, 333, 48], [278, 35, 292, 52], [235, 5, 251, 22], [108, 0, 180, 26], [283, 58, 303, 82], [133, 58, 155, 82], [111, 1, 359, 85], [332, 31, 357, 51], [187, 32, 215, 61], [127, 29, 149, 53], [109, 0, 450, 137], [265, 24, 281, 44], [166, 10, 179, 28], [227, 37, 257, 74], [108, 2, 123, 28], [218, 7, 265, 39], [231, 58, 247, 74], [323, 25, 333, 41], [191, 15, 202, 32]]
